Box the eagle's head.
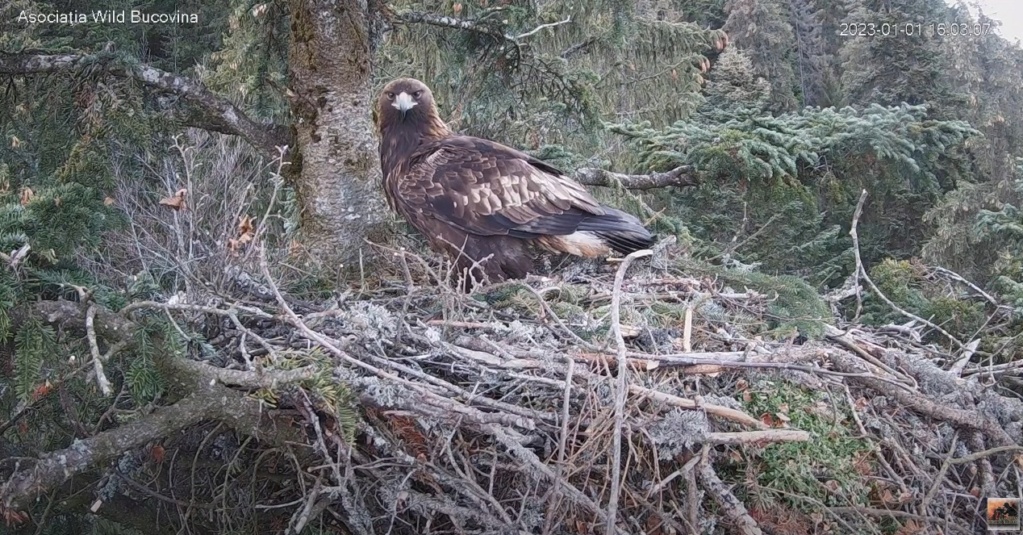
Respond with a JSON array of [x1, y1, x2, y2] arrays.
[[377, 78, 439, 128]]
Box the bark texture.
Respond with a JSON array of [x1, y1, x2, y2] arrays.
[[288, 0, 389, 267]]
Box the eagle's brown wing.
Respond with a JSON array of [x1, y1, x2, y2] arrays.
[[391, 135, 605, 239]]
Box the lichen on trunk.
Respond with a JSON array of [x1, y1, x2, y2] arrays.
[[287, 0, 389, 269]]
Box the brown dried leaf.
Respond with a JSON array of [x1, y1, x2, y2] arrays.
[[20, 187, 33, 206], [238, 214, 255, 239], [151, 444, 166, 464], [31, 380, 53, 401], [159, 188, 188, 210]]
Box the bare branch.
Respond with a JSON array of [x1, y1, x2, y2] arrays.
[[849, 190, 966, 350], [396, 11, 513, 42], [0, 52, 287, 158], [2, 394, 208, 509], [513, 17, 571, 40], [85, 305, 113, 397], [573, 165, 698, 190], [697, 460, 764, 535], [606, 249, 651, 533]]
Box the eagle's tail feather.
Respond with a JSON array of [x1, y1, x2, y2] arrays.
[[577, 207, 656, 255]]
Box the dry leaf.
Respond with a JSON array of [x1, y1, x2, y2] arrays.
[[104, 196, 116, 206], [20, 187, 33, 206], [159, 188, 188, 210], [644, 513, 663, 535], [228, 215, 256, 255], [238, 214, 255, 238], [151, 444, 166, 464], [3, 509, 29, 527], [881, 489, 898, 505], [453, 2, 462, 15], [31, 380, 53, 400]]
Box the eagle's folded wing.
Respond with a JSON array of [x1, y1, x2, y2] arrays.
[[396, 136, 605, 238]]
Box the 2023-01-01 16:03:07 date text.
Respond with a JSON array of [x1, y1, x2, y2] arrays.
[[839, 22, 994, 37]]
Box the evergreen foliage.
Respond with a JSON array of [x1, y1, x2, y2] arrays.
[[611, 95, 977, 284], [974, 159, 1023, 310], [3, 0, 1023, 531], [381, 0, 725, 161], [722, 0, 798, 112]]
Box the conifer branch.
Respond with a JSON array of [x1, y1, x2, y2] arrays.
[[396, 11, 514, 42], [395, 11, 569, 47], [573, 165, 698, 190], [0, 52, 286, 159]]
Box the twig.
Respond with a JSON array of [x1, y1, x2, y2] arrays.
[[648, 454, 701, 497], [929, 266, 1000, 307], [703, 430, 810, 445], [558, 357, 574, 467], [628, 382, 765, 429], [606, 249, 652, 534], [697, 460, 763, 535], [850, 190, 965, 350], [682, 306, 693, 352], [85, 305, 113, 397], [288, 476, 325, 535], [947, 445, 1023, 465], [920, 432, 957, 513], [828, 506, 944, 523], [513, 17, 571, 39]]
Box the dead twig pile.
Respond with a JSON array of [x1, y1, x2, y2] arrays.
[[21, 237, 1011, 535]]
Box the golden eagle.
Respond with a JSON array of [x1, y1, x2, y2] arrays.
[[376, 78, 655, 284]]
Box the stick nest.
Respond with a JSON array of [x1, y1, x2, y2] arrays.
[[120, 240, 1023, 535]]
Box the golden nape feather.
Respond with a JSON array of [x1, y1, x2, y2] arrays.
[[375, 78, 655, 285]]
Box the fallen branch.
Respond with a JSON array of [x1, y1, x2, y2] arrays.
[[704, 430, 810, 445]]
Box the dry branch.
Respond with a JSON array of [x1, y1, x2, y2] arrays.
[[606, 249, 652, 534], [825, 348, 1018, 448], [850, 190, 965, 349], [0, 384, 298, 510], [9, 231, 1022, 533], [697, 461, 763, 535], [573, 165, 698, 190]]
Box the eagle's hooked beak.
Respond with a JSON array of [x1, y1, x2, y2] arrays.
[[394, 92, 416, 120]]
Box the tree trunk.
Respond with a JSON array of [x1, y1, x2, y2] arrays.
[[288, 0, 388, 268]]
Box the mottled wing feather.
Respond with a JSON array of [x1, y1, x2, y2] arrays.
[[394, 136, 603, 238]]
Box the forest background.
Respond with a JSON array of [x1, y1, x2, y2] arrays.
[[1, 0, 1022, 533]]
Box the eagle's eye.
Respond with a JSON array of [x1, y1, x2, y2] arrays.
[[386, 92, 395, 101], [413, 90, 423, 99]]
